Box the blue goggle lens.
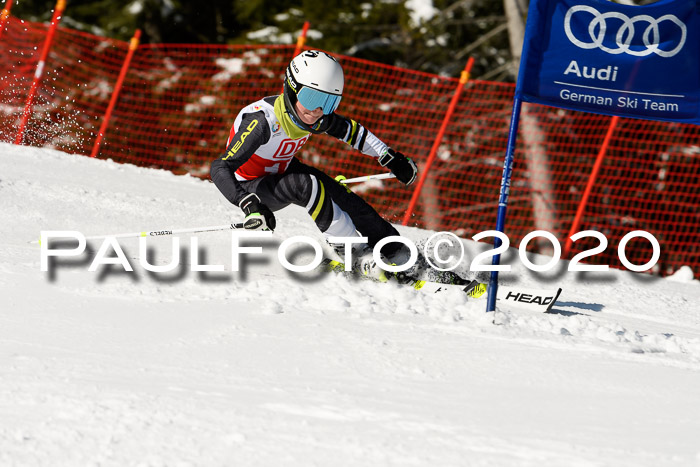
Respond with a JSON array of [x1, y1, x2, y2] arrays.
[[297, 87, 341, 114]]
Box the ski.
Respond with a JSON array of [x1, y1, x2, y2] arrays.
[[495, 284, 562, 313], [321, 258, 485, 296], [320, 258, 562, 313]]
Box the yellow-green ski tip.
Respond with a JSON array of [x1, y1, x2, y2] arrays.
[[468, 283, 487, 298]]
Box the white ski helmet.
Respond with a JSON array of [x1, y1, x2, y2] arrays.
[[283, 50, 344, 131]]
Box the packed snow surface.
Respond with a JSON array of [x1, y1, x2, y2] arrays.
[[1, 142, 699, 466]]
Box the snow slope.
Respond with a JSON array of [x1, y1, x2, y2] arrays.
[[1, 142, 699, 467]]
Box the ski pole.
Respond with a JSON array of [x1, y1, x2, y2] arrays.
[[338, 173, 396, 184], [30, 222, 245, 244]]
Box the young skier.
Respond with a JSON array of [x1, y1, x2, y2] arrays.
[[210, 50, 418, 276]]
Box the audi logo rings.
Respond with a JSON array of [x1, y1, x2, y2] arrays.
[[564, 5, 687, 58]]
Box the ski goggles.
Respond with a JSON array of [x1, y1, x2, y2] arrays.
[[297, 86, 342, 114]]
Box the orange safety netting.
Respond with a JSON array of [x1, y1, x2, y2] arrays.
[[1, 17, 698, 278]]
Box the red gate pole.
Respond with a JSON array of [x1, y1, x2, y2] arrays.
[[563, 115, 620, 256], [91, 29, 141, 158], [0, 0, 14, 41], [15, 0, 66, 145], [402, 57, 475, 226]]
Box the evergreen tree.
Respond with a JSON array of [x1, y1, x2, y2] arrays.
[[8, 0, 515, 80]]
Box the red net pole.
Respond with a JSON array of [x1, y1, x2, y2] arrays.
[[563, 115, 620, 256], [293, 21, 310, 56], [401, 57, 475, 226], [0, 0, 14, 41], [280, 21, 309, 95], [91, 29, 141, 158], [14, 0, 65, 145]]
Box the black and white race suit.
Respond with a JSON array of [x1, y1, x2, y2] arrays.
[[210, 95, 402, 252]]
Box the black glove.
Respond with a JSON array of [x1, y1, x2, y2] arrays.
[[378, 148, 418, 185], [238, 193, 276, 231]]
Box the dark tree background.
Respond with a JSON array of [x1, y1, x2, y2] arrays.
[[7, 0, 656, 81], [8, 0, 516, 81]]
